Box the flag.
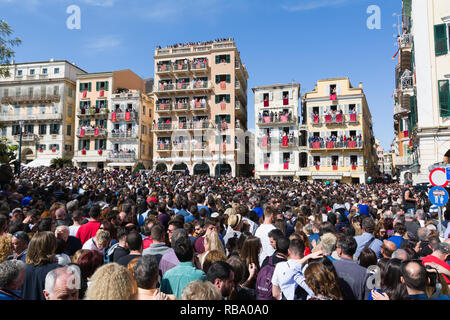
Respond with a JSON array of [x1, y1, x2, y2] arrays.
[[392, 48, 400, 60]]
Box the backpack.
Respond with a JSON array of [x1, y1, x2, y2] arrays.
[[105, 242, 120, 263], [256, 256, 276, 300]]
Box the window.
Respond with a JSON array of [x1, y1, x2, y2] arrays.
[[68, 87, 73, 97], [438, 80, 450, 117], [38, 144, 46, 151], [215, 54, 230, 64], [54, 68, 60, 74], [53, 86, 59, 95], [1, 127, 6, 136], [434, 24, 448, 56], [24, 124, 34, 134], [50, 144, 60, 150], [96, 81, 109, 91], [67, 105, 72, 116], [94, 139, 106, 150], [16, 87, 21, 96], [49, 124, 60, 135], [40, 104, 46, 114], [39, 124, 47, 135], [215, 74, 231, 84], [350, 155, 358, 166], [215, 94, 231, 103], [313, 156, 321, 165], [42, 68, 48, 74], [79, 82, 91, 92], [141, 144, 145, 155], [67, 125, 71, 136], [3, 88, 8, 97], [12, 125, 20, 135], [28, 87, 33, 96], [30, 69, 35, 75], [79, 139, 90, 150], [17, 70, 22, 76], [143, 106, 146, 115]]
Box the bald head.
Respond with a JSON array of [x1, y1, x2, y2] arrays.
[[392, 249, 408, 261], [55, 208, 67, 220], [381, 240, 396, 258], [401, 260, 428, 293], [55, 225, 69, 242], [43, 265, 80, 300]]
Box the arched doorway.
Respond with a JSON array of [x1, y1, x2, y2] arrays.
[[215, 162, 232, 176], [22, 148, 34, 163], [172, 163, 188, 173], [193, 162, 210, 176], [155, 163, 168, 172]]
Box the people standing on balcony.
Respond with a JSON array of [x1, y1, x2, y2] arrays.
[[201, 97, 206, 107], [258, 112, 262, 123]]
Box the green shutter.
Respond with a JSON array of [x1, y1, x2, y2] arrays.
[[225, 114, 231, 123], [215, 95, 220, 104], [104, 99, 108, 107], [226, 55, 230, 63], [78, 140, 82, 151], [86, 140, 90, 150], [434, 24, 448, 56], [216, 75, 220, 84], [226, 95, 230, 103], [215, 56, 220, 64], [215, 115, 220, 124], [79, 83, 83, 92], [95, 139, 99, 150], [400, 118, 404, 131], [439, 80, 450, 117], [105, 81, 109, 91], [226, 75, 230, 83], [96, 82, 100, 91], [79, 101, 82, 108], [88, 82, 92, 92], [96, 100, 99, 108]]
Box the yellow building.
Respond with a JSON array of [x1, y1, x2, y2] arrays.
[[301, 78, 376, 183]]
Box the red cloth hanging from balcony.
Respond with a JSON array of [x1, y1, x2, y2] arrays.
[[196, 142, 201, 149], [220, 101, 226, 110], [178, 142, 183, 149], [264, 163, 269, 170], [177, 64, 182, 70], [80, 129, 85, 136], [284, 162, 289, 170], [125, 112, 131, 121], [330, 94, 337, 101], [196, 82, 201, 88], [281, 115, 288, 122], [222, 142, 226, 153], [325, 115, 331, 123], [159, 143, 165, 150], [262, 136, 268, 147], [313, 142, 320, 149], [336, 114, 343, 123], [111, 113, 116, 122], [82, 90, 87, 98], [352, 164, 357, 170], [264, 116, 270, 123], [162, 103, 168, 110], [348, 140, 356, 148], [282, 136, 288, 147], [94, 128, 99, 136], [100, 90, 104, 97], [177, 102, 182, 109], [220, 81, 226, 90], [313, 115, 319, 123], [161, 65, 166, 71], [195, 122, 201, 129], [98, 149, 102, 155], [403, 130, 409, 137], [195, 101, 201, 108], [179, 122, 184, 129], [350, 113, 357, 122], [196, 62, 201, 69], [82, 149, 86, 155], [327, 141, 334, 149], [161, 84, 165, 91], [333, 165, 338, 171], [39, 148, 43, 153], [283, 98, 289, 105], [315, 165, 320, 170], [52, 148, 56, 153], [177, 83, 182, 89], [264, 100, 269, 107]]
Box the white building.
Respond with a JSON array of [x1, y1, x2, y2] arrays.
[[402, 0, 450, 184], [253, 83, 300, 179], [0, 60, 87, 166]]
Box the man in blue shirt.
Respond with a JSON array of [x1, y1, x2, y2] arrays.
[[354, 217, 383, 259], [357, 198, 370, 217], [387, 222, 407, 250]]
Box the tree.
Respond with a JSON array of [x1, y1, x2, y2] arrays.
[[0, 20, 22, 78], [133, 162, 145, 174], [51, 158, 73, 169], [0, 137, 17, 164]]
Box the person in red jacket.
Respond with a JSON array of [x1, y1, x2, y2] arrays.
[[76, 205, 102, 245], [421, 241, 450, 284]]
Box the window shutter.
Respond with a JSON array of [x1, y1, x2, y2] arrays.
[[96, 100, 99, 108], [215, 56, 220, 64], [337, 84, 342, 95], [308, 156, 313, 166], [78, 139, 82, 151], [215, 115, 220, 124], [216, 75, 220, 84], [279, 153, 283, 164], [226, 74, 231, 83], [95, 139, 99, 150], [79, 83, 83, 92], [339, 156, 343, 166], [269, 92, 273, 101], [226, 115, 231, 123], [290, 152, 294, 164], [400, 119, 404, 132], [344, 104, 349, 114], [96, 82, 100, 91], [356, 104, 361, 114], [104, 99, 108, 107], [215, 135, 220, 144], [215, 95, 219, 104], [226, 55, 230, 63], [289, 90, 293, 99], [320, 131, 324, 138], [319, 106, 323, 115], [88, 82, 91, 92], [79, 101, 82, 108], [226, 95, 230, 103], [105, 81, 109, 91], [438, 80, 449, 117], [434, 24, 448, 56]]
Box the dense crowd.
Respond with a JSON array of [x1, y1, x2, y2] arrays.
[[0, 167, 449, 300], [157, 38, 235, 49]]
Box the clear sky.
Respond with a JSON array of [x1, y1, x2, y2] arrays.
[[1, 0, 402, 151]]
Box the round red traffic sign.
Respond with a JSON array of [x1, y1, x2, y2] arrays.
[[429, 168, 448, 187]]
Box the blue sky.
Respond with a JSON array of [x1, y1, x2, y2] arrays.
[[1, 0, 401, 150]]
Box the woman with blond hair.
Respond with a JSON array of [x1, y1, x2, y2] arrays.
[[0, 233, 12, 263], [82, 229, 111, 254], [198, 230, 225, 269], [304, 259, 343, 300], [84, 263, 136, 300], [202, 250, 227, 273], [22, 231, 60, 300], [181, 280, 221, 300]]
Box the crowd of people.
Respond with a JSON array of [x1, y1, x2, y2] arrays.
[[0, 167, 449, 300], [157, 38, 235, 49]]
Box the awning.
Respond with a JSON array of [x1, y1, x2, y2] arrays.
[[23, 158, 52, 168], [107, 163, 133, 167]]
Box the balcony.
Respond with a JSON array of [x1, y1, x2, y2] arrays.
[[235, 80, 247, 104], [109, 131, 137, 140], [153, 123, 173, 132], [0, 113, 63, 122], [394, 103, 409, 116], [311, 114, 359, 125], [258, 115, 297, 126], [399, 73, 415, 96], [191, 101, 208, 111], [400, 33, 413, 50], [13, 133, 37, 142], [172, 141, 189, 151], [110, 111, 138, 122], [155, 40, 236, 56], [279, 136, 297, 147], [156, 64, 172, 73], [323, 114, 346, 125], [1, 94, 61, 105], [157, 143, 171, 151], [172, 62, 189, 74], [191, 121, 211, 130], [396, 155, 413, 166], [191, 60, 208, 73], [78, 108, 108, 118], [77, 128, 107, 137], [107, 151, 136, 162], [309, 140, 363, 150], [154, 81, 212, 94], [174, 102, 189, 112], [156, 102, 173, 112], [192, 141, 207, 151]]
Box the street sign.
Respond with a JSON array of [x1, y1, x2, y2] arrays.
[[429, 168, 448, 187], [428, 186, 449, 206]]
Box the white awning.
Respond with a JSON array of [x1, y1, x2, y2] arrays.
[[107, 163, 134, 167], [23, 158, 52, 168]]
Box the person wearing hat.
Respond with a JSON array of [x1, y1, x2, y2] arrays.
[[421, 241, 450, 284], [223, 214, 244, 247], [7, 231, 29, 262]]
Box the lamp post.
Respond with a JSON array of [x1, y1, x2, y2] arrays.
[[17, 120, 24, 176]]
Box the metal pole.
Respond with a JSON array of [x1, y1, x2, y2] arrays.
[[18, 121, 23, 177], [218, 124, 221, 178], [438, 206, 443, 237]]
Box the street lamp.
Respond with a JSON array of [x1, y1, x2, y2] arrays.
[[17, 120, 24, 176]]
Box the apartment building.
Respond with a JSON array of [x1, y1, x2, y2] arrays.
[[152, 39, 250, 177], [394, 0, 450, 184], [0, 60, 86, 166], [253, 83, 300, 179], [301, 78, 377, 183], [73, 70, 151, 170]]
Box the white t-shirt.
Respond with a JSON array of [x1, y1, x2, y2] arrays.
[[272, 259, 313, 300], [68, 225, 80, 238], [255, 223, 276, 267], [82, 237, 104, 253]]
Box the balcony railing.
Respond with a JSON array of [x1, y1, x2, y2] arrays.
[[109, 131, 137, 140], [77, 128, 107, 136], [394, 103, 409, 115], [78, 108, 108, 117], [400, 33, 413, 49], [155, 41, 236, 56], [172, 142, 189, 151], [400, 75, 414, 92], [279, 136, 297, 147], [311, 113, 359, 125], [1, 94, 60, 104], [107, 151, 136, 162], [153, 123, 173, 131], [111, 111, 138, 121], [191, 61, 208, 71], [258, 115, 296, 125], [156, 103, 173, 112], [173, 63, 189, 72], [157, 143, 171, 151], [157, 64, 172, 73], [14, 134, 37, 142], [258, 136, 297, 147], [191, 101, 208, 111], [155, 81, 211, 92], [174, 102, 189, 111], [0, 113, 63, 121], [308, 140, 363, 150]]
